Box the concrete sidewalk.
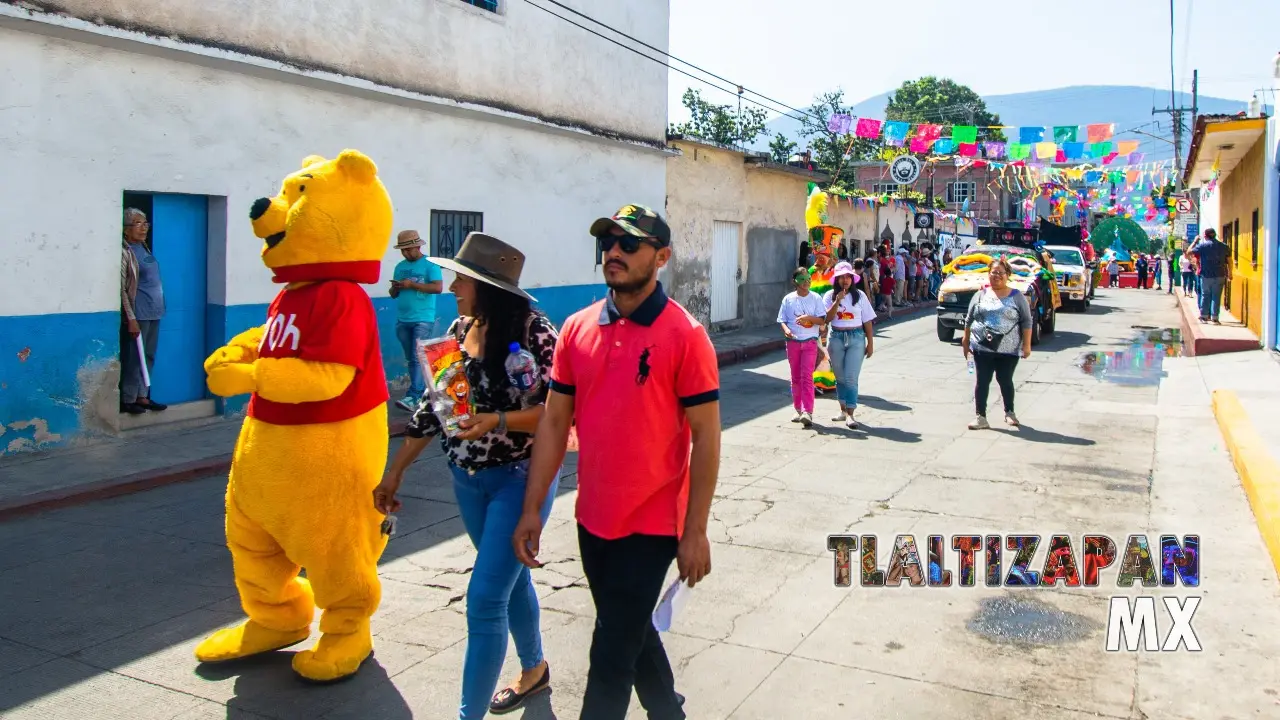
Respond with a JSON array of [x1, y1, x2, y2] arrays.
[[1173, 287, 1262, 356], [0, 300, 937, 521], [1197, 348, 1280, 578]]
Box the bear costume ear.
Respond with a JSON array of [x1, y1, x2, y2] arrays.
[[336, 149, 378, 184], [301, 155, 327, 169]]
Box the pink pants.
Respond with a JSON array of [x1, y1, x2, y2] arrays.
[[786, 338, 818, 413]]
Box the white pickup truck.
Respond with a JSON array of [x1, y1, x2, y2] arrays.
[[1043, 245, 1092, 312]]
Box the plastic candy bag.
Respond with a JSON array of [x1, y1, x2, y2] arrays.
[[651, 577, 692, 632], [416, 336, 473, 437]]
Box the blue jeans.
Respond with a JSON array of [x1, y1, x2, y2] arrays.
[[1199, 276, 1226, 320], [452, 459, 560, 720], [396, 320, 437, 399], [827, 328, 867, 410]]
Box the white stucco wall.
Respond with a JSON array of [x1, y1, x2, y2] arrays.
[[0, 26, 666, 316], [17, 0, 669, 143]]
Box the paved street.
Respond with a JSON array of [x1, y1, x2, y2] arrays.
[[2, 288, 1279, 719]]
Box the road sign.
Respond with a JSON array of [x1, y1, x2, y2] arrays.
[[1175, 198, 1193, 214]]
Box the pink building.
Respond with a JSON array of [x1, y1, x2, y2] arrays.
[[851, 161, 1022, 224]]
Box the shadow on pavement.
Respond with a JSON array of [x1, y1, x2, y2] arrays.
[[991, 424, 1096, 446], [859, 395, 911, 412], [1037, 330, 1093, 351], [0, 352, 809, 716]]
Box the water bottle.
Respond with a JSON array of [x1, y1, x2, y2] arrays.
[[505, 342, 538, 393], [967, 358, 975, 374]]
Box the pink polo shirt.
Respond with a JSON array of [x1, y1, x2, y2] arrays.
[[549, 283, 719, 540]]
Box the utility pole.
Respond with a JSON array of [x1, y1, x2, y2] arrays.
[[1153, 1, 1196, 191]]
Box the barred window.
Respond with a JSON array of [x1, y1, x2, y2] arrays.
[[459, 0, 499, 11], [946, 182, 976, 204], [430, 210, 483, 259], [872, 183, 900, 194]]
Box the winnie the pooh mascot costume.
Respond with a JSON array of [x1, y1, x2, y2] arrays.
[[195, 150, 392, 683]]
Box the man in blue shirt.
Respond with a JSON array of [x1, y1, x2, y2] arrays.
[[389, 230, 443, 410], [1190, 228, 1232, 324]]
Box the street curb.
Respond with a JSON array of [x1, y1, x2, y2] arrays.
[[1176, 292, 1262, 357], [0, 418, 411, 522], [1213, 389, 1280, 580], [714, 302, 934, 369]]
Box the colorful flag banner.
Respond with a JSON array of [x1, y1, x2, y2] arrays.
[[1090, 141, 1113, 158], [883, 121, 910, 146], [855, 118, 882, 139], [1019, 127, 1046, 144], [1008, 143, 1031, 160], [916, 124, 943, 141], [1087, 123, 1115, 143], [1053, 126, 1079, 143], [1035, 142, 1057, 160], [952, 125, 978, 144], [827, 113, 851, 134], [1127, 152, 1145, 166], [1055, 149, 1067, 163], [1116, 140, 1140, 156], [910, 137, 931, 153], [983, 141, 1006, 159], [1063, 142, 1085, 160], [933, 138, 955, 155], [1104, 152, 1120, 165], [959, 142, 978, 157]]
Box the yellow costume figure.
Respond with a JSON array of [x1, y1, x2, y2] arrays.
[[804, 185, 843, 393], [194, 150, 393, 683]]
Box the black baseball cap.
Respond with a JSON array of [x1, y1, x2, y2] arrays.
[[589, 204, 671, 248]]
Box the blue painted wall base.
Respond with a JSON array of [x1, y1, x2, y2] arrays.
[[0, 282, 607, 455]]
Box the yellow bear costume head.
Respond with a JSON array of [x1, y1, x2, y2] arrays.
[[249, 149, 392, 284]]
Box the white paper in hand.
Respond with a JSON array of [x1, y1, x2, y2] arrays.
[[651, 577, 691, 632]]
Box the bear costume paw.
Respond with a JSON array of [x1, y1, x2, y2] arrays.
[[194, 620, 311, 663], [291, 621, 373, 682]]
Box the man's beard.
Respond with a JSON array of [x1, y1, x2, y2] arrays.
[[605, 263, 657, 294]]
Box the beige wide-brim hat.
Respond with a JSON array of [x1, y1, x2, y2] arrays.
[[395, 230, 425, 249], [427, 232, 536, 302]]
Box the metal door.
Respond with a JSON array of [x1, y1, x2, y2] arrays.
[[710, 221, 741, 323], [149, 194, 209, 404]]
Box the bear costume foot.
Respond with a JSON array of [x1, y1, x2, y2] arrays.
[[195, 620, 311, 663], [291, 621, 373, 682]]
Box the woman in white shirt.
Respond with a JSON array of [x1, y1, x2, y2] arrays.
[[777, 268, 828, 427], [822, 262, 876, 428]]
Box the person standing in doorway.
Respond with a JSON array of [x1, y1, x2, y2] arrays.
[[1190, 228, 1231, 324], [389, 230, 444, 411], [822, 262, 875, 429], [514, 204, 719, 720], [778, 268, 827, 427], [120, 207, 167, 415], [962, 256, 1033, 430]]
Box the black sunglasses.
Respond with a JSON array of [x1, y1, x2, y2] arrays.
[[598, 234, 662, 254]]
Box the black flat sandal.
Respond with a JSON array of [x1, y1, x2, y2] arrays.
[[489, 665, 551, 715]]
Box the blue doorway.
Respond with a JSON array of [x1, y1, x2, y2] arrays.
[[146, 194, 209, 404]]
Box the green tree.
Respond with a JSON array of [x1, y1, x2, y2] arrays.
[[769, 133, 798, 163], [796, 90, 883, 185], [668, 88, 767, 147], [885, 77, 1007, 143]]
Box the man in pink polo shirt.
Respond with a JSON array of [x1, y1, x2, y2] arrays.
[[514, 204, 721, 720]]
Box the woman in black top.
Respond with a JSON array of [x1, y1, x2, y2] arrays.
[[374, 233, 560, 719]]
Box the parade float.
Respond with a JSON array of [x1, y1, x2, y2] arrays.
[[803, 184, 843, 394], [935, 225, 1061, 345]]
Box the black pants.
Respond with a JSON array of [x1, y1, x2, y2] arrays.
[[1137, 270, 1148, 288], [578, 525, 685, 720], [974, 352, 1019, 416]]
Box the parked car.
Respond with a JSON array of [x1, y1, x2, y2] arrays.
[[935, 244, 1060, 345], [1043, 244, 1092, 311]]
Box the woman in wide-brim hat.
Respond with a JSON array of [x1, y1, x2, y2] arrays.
[[375, 232, 561, 718]]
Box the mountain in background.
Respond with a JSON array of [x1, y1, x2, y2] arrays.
[[754, 85, 1263, 163]]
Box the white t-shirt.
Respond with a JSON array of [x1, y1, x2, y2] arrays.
[[893, 256, 906, 280], [823, 289, 877, 330], [777, 290, 827, 341]]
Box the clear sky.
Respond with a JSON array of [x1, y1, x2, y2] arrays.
[[667, 0, 1279, 122]]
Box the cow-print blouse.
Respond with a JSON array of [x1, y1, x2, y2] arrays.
[[404, 313, 559, 472]]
